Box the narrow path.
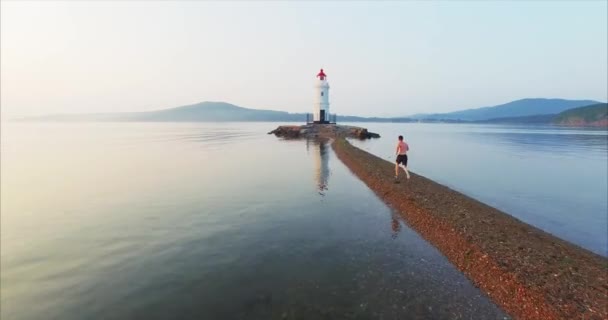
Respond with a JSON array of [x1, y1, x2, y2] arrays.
[[332, 138, 607, 320]]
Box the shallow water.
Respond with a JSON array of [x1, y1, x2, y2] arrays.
[[1, 123, 508, 319], [349, 123, 608, 256]]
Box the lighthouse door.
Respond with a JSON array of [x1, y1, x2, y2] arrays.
[[319, 110, 326, 123]]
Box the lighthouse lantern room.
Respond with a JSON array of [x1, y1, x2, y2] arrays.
[[313, 68, 331, 124]]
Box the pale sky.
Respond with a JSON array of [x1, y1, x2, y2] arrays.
[[1, 1, 607, 118]]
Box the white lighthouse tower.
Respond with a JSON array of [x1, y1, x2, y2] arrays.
[[313, 68, 330, 123]]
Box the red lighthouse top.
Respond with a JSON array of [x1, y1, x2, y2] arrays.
[[316, 69, 327, 80]]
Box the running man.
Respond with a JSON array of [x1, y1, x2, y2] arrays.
[[395, 135, 410, 181]]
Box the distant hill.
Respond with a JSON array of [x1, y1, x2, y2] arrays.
[[478, 114, 556, 124], [131, 102, 306, 122], [19, 101, 416, 123], [552, 103, 608, 127], [411, 98, 601, 121], [476, 103, 608, 127]]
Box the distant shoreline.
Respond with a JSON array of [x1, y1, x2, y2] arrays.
[[12, 100, 607, 127], [332, 138, 607, 320], [11, 119, 608, 129]]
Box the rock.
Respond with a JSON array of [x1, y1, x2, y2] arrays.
[[356, 129, 368, 139], [269, 125, 302, 138], [269, 124, 380, 140]]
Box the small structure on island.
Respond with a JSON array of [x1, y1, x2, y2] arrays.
[[308, 69, 336, 124]]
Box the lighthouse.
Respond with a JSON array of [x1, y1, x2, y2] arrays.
[[313, 68, 331, 124]]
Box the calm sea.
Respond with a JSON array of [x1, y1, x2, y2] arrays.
[[2, 121, 605, 319]]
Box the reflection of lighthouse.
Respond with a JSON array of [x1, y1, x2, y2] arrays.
[[306, 140, 331, 194], [313, 69, 330, 123]]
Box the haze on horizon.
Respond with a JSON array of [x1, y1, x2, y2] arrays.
[[1, 1, 607, 118]]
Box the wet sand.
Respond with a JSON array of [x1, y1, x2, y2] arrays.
[[332, 138, 607, 320]]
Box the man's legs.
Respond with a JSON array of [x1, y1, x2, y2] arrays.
[[395, 162, 399, 178], [401, 165, 410, 179], [399, 155, 410, 179]]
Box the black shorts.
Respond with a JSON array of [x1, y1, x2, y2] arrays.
[[396, 154, 408, 166]]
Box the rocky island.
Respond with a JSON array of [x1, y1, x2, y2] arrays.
[[268, 124, 380, 140]]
